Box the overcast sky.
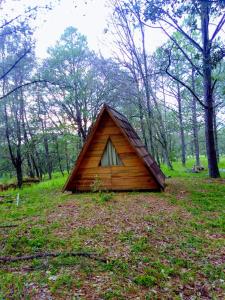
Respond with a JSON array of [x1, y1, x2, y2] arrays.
[[35, 0, 111, 58], [34, 0, 166, 58], [2, 0, 166, 58]]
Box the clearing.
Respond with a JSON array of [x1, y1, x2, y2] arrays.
[[0, 172, 224, 299]]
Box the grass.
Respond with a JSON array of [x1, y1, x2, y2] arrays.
[[0, 159, 224, 299], [161, 155, 225, 178]]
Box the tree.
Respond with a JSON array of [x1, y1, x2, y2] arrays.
[[41, 27, 96, 143], [41, 26, 135, 145], [0, 22, 36, 187], [0, 1, 51, 100], [144, 0, 225, 177], [109, 0, 174, 168]]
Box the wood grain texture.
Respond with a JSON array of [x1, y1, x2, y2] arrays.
[[71, 111, 159, 191], [63, 105, 165, 192]]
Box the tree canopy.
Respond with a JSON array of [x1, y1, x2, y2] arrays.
[[0, 1, 225, 186]]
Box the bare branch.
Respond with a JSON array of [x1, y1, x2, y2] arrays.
[[0, 5, 43, 30], [0, 80, 74, 101], [163, 13, 203, 53], [210, 12, 225, 42], [163, 49, 207, 109], [0, 251, 107, 264], [212, 79, 218, 93], [159, 23, 203, 77], [0, 49, 31, 81]]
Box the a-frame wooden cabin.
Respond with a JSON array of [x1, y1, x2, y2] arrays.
[[63, 104, 165, 192]]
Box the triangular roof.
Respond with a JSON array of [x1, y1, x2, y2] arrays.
[[63, 104, 165, 191]]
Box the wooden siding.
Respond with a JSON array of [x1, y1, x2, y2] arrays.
[[70, 111, 159, 191]]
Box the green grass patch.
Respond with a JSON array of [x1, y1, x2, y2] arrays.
[[0, 159, 225, 298], [134, 274, 156, 287]]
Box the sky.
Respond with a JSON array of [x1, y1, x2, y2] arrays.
[[33, 0, 166, 58], [2, 0, 166, 58], [35, 0, 112, 58]]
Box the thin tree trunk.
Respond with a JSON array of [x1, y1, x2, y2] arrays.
[[163, 148, 173, 170], [23, 109, 42, 179], [65, 141, 70, 174], [75, 99, 86, 142], [153, 78, 173, 170], [37, 94, 52, 180], [148, 119, 155, 157], [155, 150, 161, 167], [128, 52, 148, 148], [16, 161, 23, 188], [4, 101, 23, 188], [30, 155, 40, 179], [26, 157, 35, 178], [43, 135, 52, 180], [132, 68, 148, 147], [138, 101, 148, 147], [191, 68, 200, 166], [201, 1, 220, 177], [177, 83, 186, 166], [55, 136, 64, 176], [213, 100, 219, 162]]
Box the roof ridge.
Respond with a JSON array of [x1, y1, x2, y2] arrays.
[[105, 104, 129, 120]]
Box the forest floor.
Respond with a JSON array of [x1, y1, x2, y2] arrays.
[[0, 161, 225, 299]]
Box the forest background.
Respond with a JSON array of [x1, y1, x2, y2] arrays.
[[0, 0, 225, 187]]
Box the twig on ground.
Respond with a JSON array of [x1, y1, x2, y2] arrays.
[[0, 252, 107, 264], [0, 224, 18, 228]]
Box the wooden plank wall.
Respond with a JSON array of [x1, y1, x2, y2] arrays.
[[73, 111, 159, 191]]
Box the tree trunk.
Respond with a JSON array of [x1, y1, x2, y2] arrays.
[[155, 150, 161, 167], [213, 101, 219, 162], [26, 157, 35, 178], [191, 68, 200, 166], [148, 119, 155, 158], [16, 160, 23, 188], [75, 100, 86, 143], [163, 148, 173, 170], [160, 76, 173, 170], [65, 141, 70, 174], [30, 155, 41, 179], [129, 57, 148, 148], [4, 102, 23, 188], [43, 135, 52, 180], [137, 97, 148, 147], [23, 111, 42, 179], [200, 1, 220, 178], [177, 83, 186, 166], [55, 136, 64, 176], [136, 7, 154, 156]]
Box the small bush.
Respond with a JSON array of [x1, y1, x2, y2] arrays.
[[92, 191, 114, 203], [99, 192, 113, 202], [90, 175, 102, 192]]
